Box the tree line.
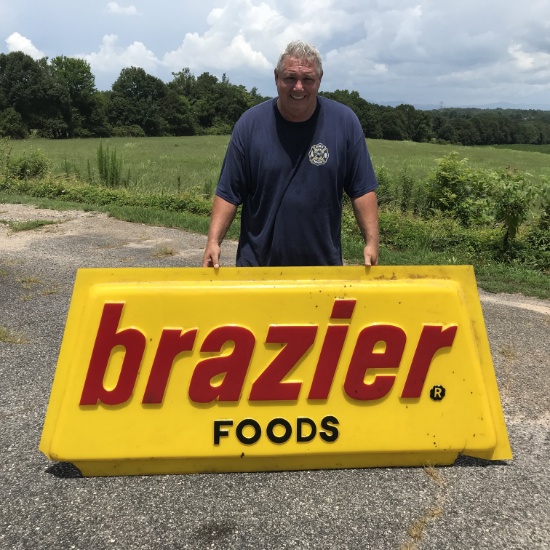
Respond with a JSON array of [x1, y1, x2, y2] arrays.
[[2, 51, 550, 145]]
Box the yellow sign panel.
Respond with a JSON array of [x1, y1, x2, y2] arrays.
[[40, 266, 512, 476]]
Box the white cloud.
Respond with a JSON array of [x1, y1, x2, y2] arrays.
[[3, 0, 550, 106], [509, 43, 550, 73], [163, 0, 279, 73], [5, 32, 45, 59], [79, 34, 160, 75], [161, 0, 355, 81], [106, 2, 140, 16], [163, 33, 271, 73]]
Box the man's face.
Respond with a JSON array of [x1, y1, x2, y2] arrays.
[[275, 56, 322, 122]]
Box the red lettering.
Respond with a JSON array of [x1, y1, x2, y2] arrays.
[[309, 299, 355, 400], [330, 299, 356, 319], [80, 300, 459, 408], [189, 326, 255, 403], [401, 325, 458, 398], [308, 325, 349, 400], [344, 325, 406, 401], [80, 303, 145, 406], [142, 328, 198, 404], [249, 326, 317, 401]]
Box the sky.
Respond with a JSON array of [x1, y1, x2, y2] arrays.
[[2, 0, 550, 109]]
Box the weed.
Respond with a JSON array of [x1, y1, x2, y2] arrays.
[[0, 326, 27, 344], [399, 162, 415, 212], [0, 137, 14, 182], [6, 220, 57, 232], [19, 276, 41, 289], [423, 463, 446, 488], [499, 346, 517, 361], [401, 465, 447, 550], [97, 142, 123, 187], [42, 287, 60, 296], [152, 245, 177, 258], [202, 178, 215, 198]]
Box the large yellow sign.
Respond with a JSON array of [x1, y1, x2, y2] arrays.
[[40, 266, 512, 476]]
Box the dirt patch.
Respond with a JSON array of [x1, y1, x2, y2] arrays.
[[0, 203, 238, 268]]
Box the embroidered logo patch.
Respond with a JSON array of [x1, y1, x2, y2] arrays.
[[308, 143, 329, 166]]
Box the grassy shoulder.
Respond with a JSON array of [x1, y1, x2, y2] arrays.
[[1, 182, 548, 300], [343, 216, 549, 299]]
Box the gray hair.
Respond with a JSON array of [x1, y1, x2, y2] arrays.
[[276, 40, 323, 77]]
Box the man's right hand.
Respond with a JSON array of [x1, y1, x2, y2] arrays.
[[201, 196, 238, 268], [202, 242, 222, 268]]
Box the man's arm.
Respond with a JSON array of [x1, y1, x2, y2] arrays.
[[351, 191, 379, 266], [202, 195, 238, 268]]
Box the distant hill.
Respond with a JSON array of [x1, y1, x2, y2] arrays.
[[379, 101, 550, 111]]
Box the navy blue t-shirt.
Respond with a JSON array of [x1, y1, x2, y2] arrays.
[[216, 96, 378, 266]]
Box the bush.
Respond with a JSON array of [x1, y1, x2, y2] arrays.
[[112, 125, 146, 138], [377, 208, 505, 263], [398, 164, 414, 212], [427, 152, 494, 226], [374, 166, 396, 208], [37, 118, 69, 139], [524, 177, 550, 271], [0, 138, 13, 179], [0, 108, 28, 139], [8, 149, 49, 180], [492, 167, 537, 248]]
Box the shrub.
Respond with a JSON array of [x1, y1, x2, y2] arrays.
[[492, 167, 537, 248], [37, 118, 69, 139], [0, 108, 28, 139], [112, 125, 146, 138], [0, 138, 13, 179], [398, 162, 415, 213], [524, 177, 550, 271], [378, 208, 501, 259], [427, 152, 494, 226], [374, 165, 396, 208], [8, 149, 49, 180]]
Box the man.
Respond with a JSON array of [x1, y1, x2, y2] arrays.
[[202, 40, 379, 268]]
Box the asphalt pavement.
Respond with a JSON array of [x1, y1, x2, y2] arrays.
[[0, 205, 548, 550]]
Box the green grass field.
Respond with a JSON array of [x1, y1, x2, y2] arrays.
[[7, 137, 550, 195], [2, 137, 549, 299], [368, 140, 550, 185], [7, 136, 228, 196]]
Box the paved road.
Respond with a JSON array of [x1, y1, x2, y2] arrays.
[[1, 205, 548, 550]]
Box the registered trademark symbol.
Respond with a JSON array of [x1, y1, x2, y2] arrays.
[[430, 385, 446, 401]]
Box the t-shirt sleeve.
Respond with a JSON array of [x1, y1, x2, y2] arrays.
[[215, 135, 247, 207], [344, 115, 378, 199]]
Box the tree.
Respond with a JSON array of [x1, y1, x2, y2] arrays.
[[49, 56, 106, 137], [380, 108, 408, 141], [320, 90, 383, 139], [109, 67, 169, 136], [169, 68, 196, 97], [35, 58, 72, 138], [169, 70, 265, 133], [450, 119, 480, 145], [436, 121, 458, 143], [0, 52, 45, 130], [0, 108, 28, 139], [160, 88, 196, 136], [0, 52, 77, 138]]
